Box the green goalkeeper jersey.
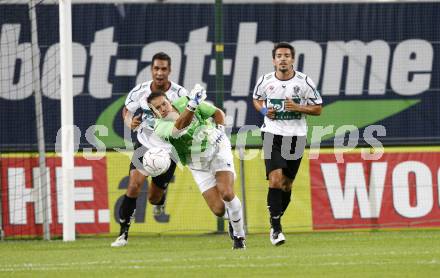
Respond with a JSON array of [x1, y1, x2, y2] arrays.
[[154, 96, 217, 165]]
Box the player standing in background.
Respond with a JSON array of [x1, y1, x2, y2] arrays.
[[147, 86, 246, 249], [111, 52, 188, 247], [252, 42, 322, 246]]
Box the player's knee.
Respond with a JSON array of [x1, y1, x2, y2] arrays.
[[126, 181, 142, 197], [268, 171, 284, 188], [282, 183, 292, 192], [269, 177, 283, 188], [220, 189, 235, 202]]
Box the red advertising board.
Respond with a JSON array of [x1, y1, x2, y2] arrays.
[[0, 156, 109, 236], [311, 152, 440, 230]]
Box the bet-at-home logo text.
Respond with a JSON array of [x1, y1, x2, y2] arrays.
[[0, 22, 434, 128]]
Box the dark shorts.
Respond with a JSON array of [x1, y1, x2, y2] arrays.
[[261, 132, 305, 180], [129, 141, 176, 189]]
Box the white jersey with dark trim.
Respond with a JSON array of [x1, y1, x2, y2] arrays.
[[125, 80, 188, 149], [253, 71, 322, 136]]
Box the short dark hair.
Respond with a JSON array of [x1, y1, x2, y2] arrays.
[[152, 52, 171, 67], [272, 42, 295, 59], [147, 92, 167, 104]]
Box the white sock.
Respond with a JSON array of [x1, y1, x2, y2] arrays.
[[224, 196, 245, 238], [222, 210, 229, 220]]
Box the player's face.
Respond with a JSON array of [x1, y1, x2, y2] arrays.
[[150, 95, 172, 118], [151, 59, 171, 89], [273, 48, 294, 74]]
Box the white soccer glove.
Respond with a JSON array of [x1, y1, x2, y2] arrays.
[[187, 84, 207, 111]]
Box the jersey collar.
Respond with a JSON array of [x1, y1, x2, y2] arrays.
[[150, 81, 172, 93], [274, 70, 296, 82]]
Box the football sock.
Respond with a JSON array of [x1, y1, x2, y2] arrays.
[[224, 196, 245, 238], [281, 190, 292, 216], [118, 195, 137, 238], [267, 188, 283, 232]]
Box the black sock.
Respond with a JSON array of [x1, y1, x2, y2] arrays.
[[118, 195, 137, 238], [267, 188, 283, 232], [281, 190, 292, 216]]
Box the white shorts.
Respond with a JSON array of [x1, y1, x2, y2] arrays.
[[189, 138, 236, 193]]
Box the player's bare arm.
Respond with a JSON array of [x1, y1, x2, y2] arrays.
[[174, 101, 222, 131], [284, 99, 322, 116], [122, 106, 141, 129], [173, 83, 207, 130], [212, 108, 226, 126], [252, 99, 276, 119], [174, 108, 194, 130]]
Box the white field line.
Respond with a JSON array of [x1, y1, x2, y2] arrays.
[[301, 233, 440, 242], [1, 260, 440, 272], [1, 251, 440, 272]]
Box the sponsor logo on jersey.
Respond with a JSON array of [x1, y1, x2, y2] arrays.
[[267, 98, 284, 111]]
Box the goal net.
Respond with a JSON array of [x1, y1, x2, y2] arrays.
[[1, 0, 58, 239]]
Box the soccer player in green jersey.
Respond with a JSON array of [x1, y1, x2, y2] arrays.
[[111, 52, 187, 247], [147, 85, 246, 249]]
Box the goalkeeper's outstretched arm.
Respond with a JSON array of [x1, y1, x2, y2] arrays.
[[174, 108, 195, 130], [212, 108, 225, 126], [174, 84, 207, 131]]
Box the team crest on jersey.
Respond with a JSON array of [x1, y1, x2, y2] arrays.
[[293, 85, 301, 96], [268, 85, 274, 91]]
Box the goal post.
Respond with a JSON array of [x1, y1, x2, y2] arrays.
[[59, 0, 75, 242]]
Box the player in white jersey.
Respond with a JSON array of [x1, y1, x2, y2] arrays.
[[111, 52, 188, 247], [252, 42, 322, 246]]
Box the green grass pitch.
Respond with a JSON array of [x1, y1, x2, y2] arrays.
[[1, 230, 440, 277]]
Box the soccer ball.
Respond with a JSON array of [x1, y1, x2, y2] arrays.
[[142, 148, 171, 177]]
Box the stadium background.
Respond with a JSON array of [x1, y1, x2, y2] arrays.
[[1, 0, 439, 238]]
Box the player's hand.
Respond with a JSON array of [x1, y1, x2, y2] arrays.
[[266, 108, 276, 119], [259, 107, 276, 119], [206, 126, 225, 145], [131, 114, 141, 129], [284, 98, 300, 112], [190, 83, 207, 104], [187, 84, 207, 111]]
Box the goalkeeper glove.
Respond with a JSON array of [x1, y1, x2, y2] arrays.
[[187, 84, 207, 112], [206, 124, 226, 145]]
